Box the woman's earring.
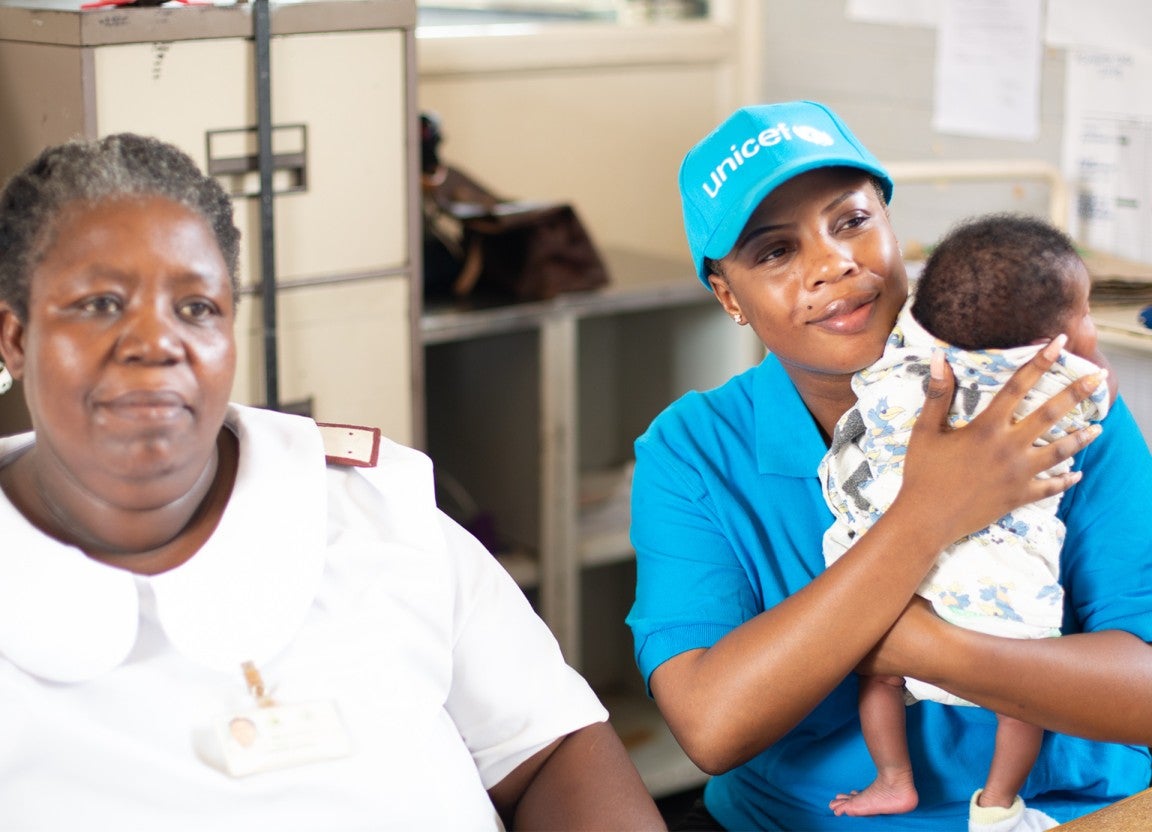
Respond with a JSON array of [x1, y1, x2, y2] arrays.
[[732, 313, 743, 325]]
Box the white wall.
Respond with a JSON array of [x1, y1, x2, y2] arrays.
[[754, 0, 1069, 254], [415, 2, 1077, 263], [415, 15, 757, 268]]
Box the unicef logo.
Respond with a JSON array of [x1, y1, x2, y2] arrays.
[[793, 124, 834, 146], [701, 121, 839, 199]]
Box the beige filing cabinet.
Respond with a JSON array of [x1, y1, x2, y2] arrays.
[[0, 0, 421, 445]]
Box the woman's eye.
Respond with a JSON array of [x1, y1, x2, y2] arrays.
[[178, 299, 218, 320], [757, 243, 789, 263], [841, 213, 869, 231], [78, 296, 121, 314]]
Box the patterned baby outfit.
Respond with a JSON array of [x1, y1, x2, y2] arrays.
[[820, 302, 1110, 705]]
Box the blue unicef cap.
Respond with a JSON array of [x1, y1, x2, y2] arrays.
[[679, 100, 894, 288]]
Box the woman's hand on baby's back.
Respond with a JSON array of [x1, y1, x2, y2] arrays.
[[896, 337, 1104, 549]]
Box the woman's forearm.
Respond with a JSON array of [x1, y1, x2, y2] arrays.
[[910, 626, 1152, 745], [651, 500, 947, 773]]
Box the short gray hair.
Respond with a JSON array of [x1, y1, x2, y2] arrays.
[[0, 133, 241, 320]]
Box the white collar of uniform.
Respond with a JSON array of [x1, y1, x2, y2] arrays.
[[0, 404, 329, 682]]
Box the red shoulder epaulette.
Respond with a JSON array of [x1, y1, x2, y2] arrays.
[[316, 422, 381, 468]]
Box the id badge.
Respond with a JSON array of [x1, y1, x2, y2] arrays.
[[212, 661, 352, 778], [215, 700, 352, 777]]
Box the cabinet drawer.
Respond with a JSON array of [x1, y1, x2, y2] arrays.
[[92, 29, 408, 286], [233, 276, 412, 444]]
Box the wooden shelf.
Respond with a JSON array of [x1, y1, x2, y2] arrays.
[[578, 526, 634, 568], [421, 249, 716, 343], [494, 551, 540, 590], [578, 464, 634, 567], [421, 248, 757, 796]]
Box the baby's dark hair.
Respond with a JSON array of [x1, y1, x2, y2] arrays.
[[0, 133, 241, 321], [911, 213, 1082, 350]]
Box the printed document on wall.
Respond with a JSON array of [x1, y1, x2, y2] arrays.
[[931, 0, 1042, 141], [1063, 49, 1152, 261]]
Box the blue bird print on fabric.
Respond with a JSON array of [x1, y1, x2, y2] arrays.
[[978, 581, 1025, 622]]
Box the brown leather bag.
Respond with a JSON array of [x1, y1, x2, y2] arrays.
[[420, 114, 610, 302], [453, 201, 610, 301]]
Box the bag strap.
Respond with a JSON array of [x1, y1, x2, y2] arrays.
[[452, 239, 485, 297]]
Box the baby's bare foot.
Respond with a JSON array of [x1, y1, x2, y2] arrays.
[[829, 774, 918, 817]]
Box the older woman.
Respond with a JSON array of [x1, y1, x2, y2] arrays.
[[0, 133, 664, 831]]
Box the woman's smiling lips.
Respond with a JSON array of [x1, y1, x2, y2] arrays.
[[808, 292, 879, 334]]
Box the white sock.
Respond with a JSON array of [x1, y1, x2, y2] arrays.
[[968, 790, 1059, 832]]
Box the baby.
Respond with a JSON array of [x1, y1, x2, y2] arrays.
[[821, 213, 1112, 832]]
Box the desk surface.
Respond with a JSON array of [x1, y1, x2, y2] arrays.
[[1084, 250, 1152, 353], [1094, 302, 1152, 344], [1058, 789, 1152, 829]]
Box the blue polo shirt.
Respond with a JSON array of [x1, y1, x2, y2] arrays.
[[628, 353, 1152, 830]]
